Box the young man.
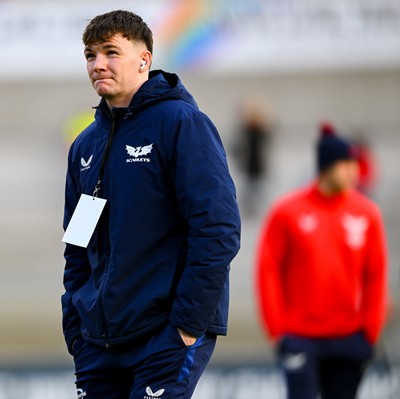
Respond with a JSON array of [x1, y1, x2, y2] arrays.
[[61, 10, 240, 399], [255, 123, 388, 399]]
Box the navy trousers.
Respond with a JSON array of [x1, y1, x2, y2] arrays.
[[278, 332, 373, 399], [72, 323, 216, 399]]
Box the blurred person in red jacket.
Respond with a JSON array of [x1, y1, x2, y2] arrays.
[[255, 122, 388, 399]]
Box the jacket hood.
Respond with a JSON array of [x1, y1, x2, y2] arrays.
[[97, 69, 199, 115]]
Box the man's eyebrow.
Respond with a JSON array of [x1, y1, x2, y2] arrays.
[[102, 43, 121, 50], [84, 46, 94, 53], [84, 43, 120, 52]]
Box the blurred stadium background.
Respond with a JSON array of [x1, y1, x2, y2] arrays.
[[0, 0, 399, 397]]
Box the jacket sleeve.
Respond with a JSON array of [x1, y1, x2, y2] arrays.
[[255, 205, 287, 341], [361, 207, 388, 344], [169, 111, 241, 337], [61, 147, 91, 354]]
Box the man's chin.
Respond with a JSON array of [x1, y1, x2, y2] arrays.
[[96, 89, 109, 97], [93, 81, 111, 96], [95, 88, 115, 101]]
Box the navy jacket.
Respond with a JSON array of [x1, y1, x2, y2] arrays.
[[62, 70, 241, 353]]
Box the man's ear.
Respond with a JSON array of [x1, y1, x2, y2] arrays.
[[139, 50, 152, 72]]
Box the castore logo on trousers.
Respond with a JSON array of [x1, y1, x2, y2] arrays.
[[77, 388, 87, 398], [144, 386, 165, 398]]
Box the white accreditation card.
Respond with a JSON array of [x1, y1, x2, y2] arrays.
[[62, 194, 107, 248]]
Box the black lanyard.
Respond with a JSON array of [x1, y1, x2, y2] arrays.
[[93, 118, 116, 198]]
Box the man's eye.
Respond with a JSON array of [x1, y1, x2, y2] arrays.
[[107, 51, 118, 56], [85, 53, 95, 60]]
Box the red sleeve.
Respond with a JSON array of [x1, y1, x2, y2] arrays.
[[361, 207, 388, 344], [255, 205, 288, 341]]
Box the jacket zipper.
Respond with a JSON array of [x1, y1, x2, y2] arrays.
[[98, 115, 116, 349]]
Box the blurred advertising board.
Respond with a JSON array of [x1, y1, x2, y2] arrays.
[[1, 1, 400, 78]]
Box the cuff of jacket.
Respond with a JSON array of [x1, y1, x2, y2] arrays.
[[65, 330, 82, 355], [169, 316, 205, 338]]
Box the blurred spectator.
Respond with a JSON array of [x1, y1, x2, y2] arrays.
[[64, 110, 95, 145], [232, 98, 273, 217], [352, 132, 378, 198], [255, 121, 388, 399]]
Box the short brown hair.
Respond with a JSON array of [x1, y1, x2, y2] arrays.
[[83, 10, 153, 53]]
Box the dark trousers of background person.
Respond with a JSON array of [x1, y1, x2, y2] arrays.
[[278, 332, 373, 399]]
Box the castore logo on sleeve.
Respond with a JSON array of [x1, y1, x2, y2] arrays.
[[80, 155, 93, 171]]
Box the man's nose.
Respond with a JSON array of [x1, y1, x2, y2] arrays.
[[93, 54, 107, 71]]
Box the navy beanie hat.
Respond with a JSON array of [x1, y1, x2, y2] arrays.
[[317, 122, 354, 173]]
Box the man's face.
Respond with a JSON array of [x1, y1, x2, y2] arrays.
[[84, 34, 148, 108], [323, 159, 360, 193]]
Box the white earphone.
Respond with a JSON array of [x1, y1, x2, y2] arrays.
[[140, 61, 147, 70]]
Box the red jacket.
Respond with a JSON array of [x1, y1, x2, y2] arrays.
[[256, 183, 388, 344]]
